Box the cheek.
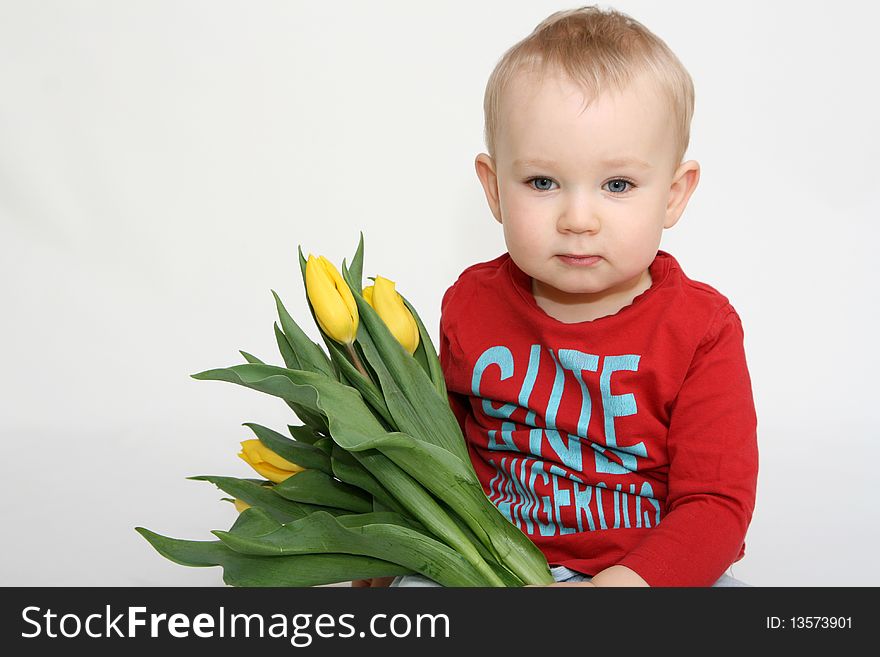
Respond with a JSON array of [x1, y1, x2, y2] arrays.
[[502, 196, 544, 237], [624, 212, 666, 244], [503, 216, 543, 252]]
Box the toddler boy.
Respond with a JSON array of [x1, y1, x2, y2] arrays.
[[434, 5, 758, 587]]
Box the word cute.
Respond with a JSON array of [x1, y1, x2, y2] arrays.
[[470, 344, 650, 474]]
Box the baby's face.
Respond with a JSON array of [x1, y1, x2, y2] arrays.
[[478, 69, 698, 316]]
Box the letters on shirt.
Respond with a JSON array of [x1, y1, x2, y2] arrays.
[[470, 344, 662, 537]]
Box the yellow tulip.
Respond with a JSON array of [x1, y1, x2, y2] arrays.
[[238, 439, 305, 484], [362, 276, 420, 355], [233, 499, 251, 513], [305, 254, 358, 345]]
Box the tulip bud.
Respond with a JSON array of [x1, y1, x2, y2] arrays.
[[305, 254, 359, 345], [238, 439, 305, 484], [233, 499, 251, 513], [362, 276, 420, 355]]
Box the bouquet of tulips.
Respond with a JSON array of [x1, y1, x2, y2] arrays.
[[137, 235, 554, 587]]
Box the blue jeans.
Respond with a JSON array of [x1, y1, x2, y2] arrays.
[[390, 565, 751, 587]]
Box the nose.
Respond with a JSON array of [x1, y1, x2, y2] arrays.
[[556, 194, 600, 234]]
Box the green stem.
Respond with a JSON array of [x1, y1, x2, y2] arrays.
[[345, 342, 372, 381]]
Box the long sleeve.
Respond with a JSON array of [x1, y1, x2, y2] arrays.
[[616, 307, 759, 586]]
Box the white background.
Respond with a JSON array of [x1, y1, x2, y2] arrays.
[[1, 0, 877, 586]]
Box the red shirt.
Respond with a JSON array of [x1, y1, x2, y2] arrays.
[[439, 250, 759, 586]]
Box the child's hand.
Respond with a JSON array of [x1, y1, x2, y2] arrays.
[[351, 577, 396, 588]]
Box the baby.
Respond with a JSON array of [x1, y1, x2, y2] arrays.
[[381, 5, 758, 588]]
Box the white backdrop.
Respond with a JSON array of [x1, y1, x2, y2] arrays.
[[1, 0, 877, 586]]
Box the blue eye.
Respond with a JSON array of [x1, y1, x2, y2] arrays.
[[526, 176, 557, 191], [605, 178, 636, 194]]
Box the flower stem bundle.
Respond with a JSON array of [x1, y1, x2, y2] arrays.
[[136, 234, 553, 587]]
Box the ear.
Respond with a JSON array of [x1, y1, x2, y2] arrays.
[[664, 160, 700, 229], [475, 153, 503, 224]]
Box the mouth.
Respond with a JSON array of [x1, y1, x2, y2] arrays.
[[558, 254, 603, 266]]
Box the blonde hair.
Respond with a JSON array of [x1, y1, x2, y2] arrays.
[[483, 5, 695, 170]]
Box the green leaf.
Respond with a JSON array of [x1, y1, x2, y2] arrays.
[[313, 436, 334, 455], [401, 294, 447, 399], [191, 363, 326, 430], [281, 395, 330, 434], [288, 424, 323, 444], [330, 445, 409, 519], [298, 244, 308, 279], [228, 506, 283, 536], [243, 422, 332, 474], [348, 232, 365, 294], [354, 327, 446, 451], [271, 289, 335, 378], [410, 335, 432, 385], [214, 511, 492, 587], [136, 527, 410, 586], [443, 504, 524, 587], [272, 322, 327, 430], [188, 475, 349, 523], [323, 338, 394, 427], [273, 322, 302, 370], [334, 510, 421, 531], [239, 350, 265, 365], [273, 470, 373, 513], [345, 447, 505, 586], [289, 404, 330, 435], [191, 360, 328, 434], [190, 364, 326, 417]]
